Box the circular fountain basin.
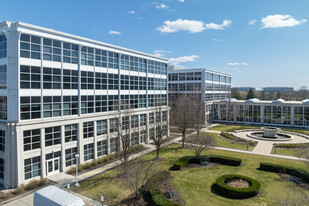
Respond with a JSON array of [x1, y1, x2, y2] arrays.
[[261, 127, 280, 138]]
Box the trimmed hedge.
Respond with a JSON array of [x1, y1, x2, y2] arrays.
[[147, 171, 180, 206], [273, 142, 309, 149], [170, 155, 242, 170], [221, 132, 256, 146], [212, 174, 261, 199], [259, 163, 309, 183]]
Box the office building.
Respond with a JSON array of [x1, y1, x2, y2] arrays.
[[0, 21, 169, 188], [262, 87, 294, 92]]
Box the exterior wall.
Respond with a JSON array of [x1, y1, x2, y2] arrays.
[[213, 101, 309, 129], [0, 21, 170, 188]]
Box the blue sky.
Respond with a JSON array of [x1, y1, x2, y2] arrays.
[[1, 0, 309, 89]]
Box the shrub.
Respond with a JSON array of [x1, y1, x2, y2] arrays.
[[25, 179, 39, 190], [147, 171, 171, 186], [37, 178, 48, 187], [212, 174, 261, 199], [0, 191, 12, 200], [170, 156, 191, 170], [149, 184, 179, 206], [273, 143, 309, 149], [259, 163, 309, 183], [13, 184, 25, 195], [90, 159, 98, 167], [82, 162, 92, 170], [208, 155, 242, 166], [221, 132, 256, 146]]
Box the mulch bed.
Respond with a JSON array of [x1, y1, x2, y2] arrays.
[[278, 173, 309, 190]]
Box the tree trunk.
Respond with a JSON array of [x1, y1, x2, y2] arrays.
[[156, 148, 159, 159]]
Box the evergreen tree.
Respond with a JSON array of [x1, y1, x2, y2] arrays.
[[246, 88, 256, 100], [261, 91, 267, 100], [231, 88, 241, 99]]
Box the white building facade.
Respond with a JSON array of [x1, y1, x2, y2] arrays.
[[0, 21, 169, 188], [168, 66, 231, 123], [213, 98, 309, 128]]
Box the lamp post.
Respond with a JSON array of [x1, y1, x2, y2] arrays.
[[74, 154, 80, 187]]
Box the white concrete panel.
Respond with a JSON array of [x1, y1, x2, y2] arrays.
[[42, 90, 61, 96], [20, 89, 41, 96], [42, 60, 61, 68], [62, 63, 78, 70], [63, 90, 78, 96]]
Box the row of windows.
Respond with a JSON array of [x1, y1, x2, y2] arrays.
[[0, 158, 4, 179], [0, 65, 7, 89], [168, 83, 201, 91], [20, 94, 167, 120], [0, 130, 5, 151], [0, 96, 7, 120], [19, 34, 167, 74], [0, 34, 7, 59], [168, 72, 202, 81]]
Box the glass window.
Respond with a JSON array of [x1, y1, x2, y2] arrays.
[[108, 52, 119, 69], [65, 124, 78, 142], [95, 72, 107, 90], [63, 69, 78, 89], [109, 138, 118, 153], [95, 95, 108, 113], [65, 147, 77, 167], [0, 130, 5, 151], [0, 34, 7, 58], [20, 34, 41, 59], [24, 156, 41, 180], [81, 71, 94, 90], [43, 96, 61, 118], [0, 65, 7, 89], [23, 129, 41, 151], [43, 67, 61, 89], [45, 126, 61, 147], [95, 49, 108, 67], [97, 120, 107, 136], [81, 46, 94, 66], [109, 118, 118, 133], [20, 65, 41, 89], [0, 96, 7, 120], [84, 143, 94, 161], [62, 42, 78, 64], [97, 140, 107, 157], [81, 96, 94, 114], [63, 96, 78, 116], [20, 96, 41, 120], [83, 121, 94, 139], [0, 158, 4, 179]]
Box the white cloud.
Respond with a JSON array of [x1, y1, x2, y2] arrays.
[[169, 55, 199, 63], [249, 19, 256, 25], [227, 62, 248, 66], [128, 10, 135, 14], [205, 19, 232, 30], [108, 30, 121, 35], [154, 3, 169, 9], [157, 19, 205, 33], [261, 14, 307, 29], [178, 0, 185, 2], [153, 50, 173, 57], [212, 38, 223, 41]]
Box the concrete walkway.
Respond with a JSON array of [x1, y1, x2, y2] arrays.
[[252, 141, 274, 154]]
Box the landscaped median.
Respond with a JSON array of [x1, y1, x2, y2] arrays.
[[272, 142, 309, 157]]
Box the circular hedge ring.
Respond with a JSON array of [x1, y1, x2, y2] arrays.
[[212, 174, 261, 199]]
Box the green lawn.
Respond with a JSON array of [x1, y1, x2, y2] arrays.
[[74, 144, 309, 206], [283, 128, 309, 136], [210, 124, 258, 132], [204, 132, 254, 151], [271, 148, 300, 156]]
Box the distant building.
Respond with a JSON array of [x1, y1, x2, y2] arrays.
[[168, 65, 231, 123], [233, 87, 256, 93], [262, 87, 294, 92]]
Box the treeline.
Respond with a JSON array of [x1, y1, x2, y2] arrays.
[[232, 88, 309, 101]]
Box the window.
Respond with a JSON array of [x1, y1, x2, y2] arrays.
[[156, 112, 161, 123], [131, 115, 139, 128], [120, 55, 129, 70], [131, 132, 139, 146], [149, 128, 155, 140], [63, 69, 78, 89], [139, 95, 147, 108], [130, 56, 139, 71], [43, 96, 61, 118], [63, 42, 78, 64], [81, 71, 94, 89], [110, 138, 118, 153], [108, 52, 119, 69], [122, 116, 130, 130], [97, 140, 107, 157], [84, 143, 94, 161], [0, 65, 7, 89], [109, 118, 118, 133], [97, 120, 107, 136], [20, 34, 41, 59], [120, 75, 129, 90], [149, 113, 154, 124], [95, 95, 108, 113], [95, 72, 107, 90], [148, 95, 155, 107], [24, 156, 41, 180], [43, 67, 61, 89], [45, 126, 61, 147], [0, 34, 7, 58], [20, 65, 41, 89], [138, 58, 147, 73], [120, 95, 130, 110], [139, 76, 147, 90], [0, 96, 7, 120], [81, 46, 94, 66], [148, 61, 167, 75], [20, 96, 41, 120], [65, 147, 77, 167], [108, 95, 118, 111], [0, 130, 5, 151], [140, 114, 146, 126], [46, 151, 61, 160], [108, 73, 118, 90], [43, 38, 61, 62], [0, 158, 4, 179], [81, 96, 94, 114], [95, 49, 108, 67], [130, 76, 138, 90], [65, 124, 77, 142], [162, 111, 167, 122], [63, 96, 78, 116], [140, 130, 146, 143], [83, 122, 94, 139], [130, 95, 139, 109]]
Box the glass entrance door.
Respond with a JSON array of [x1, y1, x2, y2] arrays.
[[46, 158, 60, 176], [245, 117, 251, 123]]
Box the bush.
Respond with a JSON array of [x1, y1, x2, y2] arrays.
[[208, 155, 242, 166], [13, 184, 25, 195], [25, 179, 39, 190], [82, 162, 92, 170], [147, 171, 171, 186], [0, 191, 12, 200], [170, 156, 192, 170], [37, 178, 48, 187], [212, 174, 261, 199], [149, 184, 179, 206], [273, 143, 309, 149], [259, 163, 309, 183], [90, 159, 98, 166]]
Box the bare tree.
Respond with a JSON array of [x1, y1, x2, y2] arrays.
[[119, 159, 155, 201], [171, 94, 192, 148], [189, 133, 215, 157], [151, 95, 170, 159], [226, 94, 234, 125], [190, 94, 205, 139]]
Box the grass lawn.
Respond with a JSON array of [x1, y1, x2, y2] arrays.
[[283, 128, 309, 136], [271, 148, 301, 156], [204, 132, 254, 151], [210, 124, 258, 132], [74, 144, 309, 206]]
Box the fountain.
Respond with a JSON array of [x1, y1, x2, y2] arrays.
[[246, 127, 293, 141], [261, 127, 280, 138]]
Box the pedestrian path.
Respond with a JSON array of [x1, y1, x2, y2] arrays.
[[252, 141, 274, 154]]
